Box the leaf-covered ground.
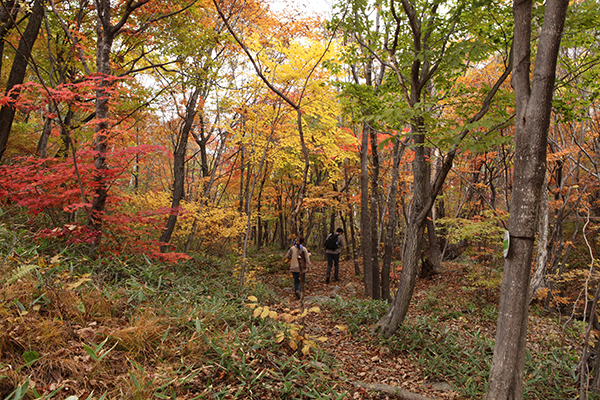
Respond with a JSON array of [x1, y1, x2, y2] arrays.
[[267, 260, 470, 399], [0, 252, 583, 399], [258, 256, 581, 399]]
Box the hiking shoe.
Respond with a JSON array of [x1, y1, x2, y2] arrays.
[[295, 290, 301, 299], [325, 276, 330, 284]]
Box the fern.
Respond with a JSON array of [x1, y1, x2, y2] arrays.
[[7, 264, 38, 283]]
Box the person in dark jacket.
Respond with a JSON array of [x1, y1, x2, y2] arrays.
[[324, 228, 343, 283]]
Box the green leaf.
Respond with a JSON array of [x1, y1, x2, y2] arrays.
[[22, 350, 39, 365]]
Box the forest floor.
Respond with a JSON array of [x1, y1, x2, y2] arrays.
[[0, 251, 583, 399], [261, 256, 580, 399], [266, 259, 470, 399]]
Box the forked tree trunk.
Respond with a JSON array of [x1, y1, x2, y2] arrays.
[[90, 0, 150, 247], [159, 88, 200, 251], [378, 0, 513, 338], [485, 0, 568, 398], [379, 119, 430, 336]]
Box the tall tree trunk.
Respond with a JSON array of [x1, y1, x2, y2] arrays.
[[379, 119, 430, 336], [159, 88, 200, 251], [485, 0, 568, 398], [370, 125, 381, 299], [343, 158, 361, 274], [382, 137, 402, 301], [360, 122, 374, 297], [0, 0, 44, 161], [376, 0, 513, 337], [239, 147, 245, 213], [89, 0, 150, 247], [256, 166, 269, 248], [278, 192, 286, 249]]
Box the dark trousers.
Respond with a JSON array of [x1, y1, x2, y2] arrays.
[[292, 272, 302, 292], [326, 253, 340, 280]]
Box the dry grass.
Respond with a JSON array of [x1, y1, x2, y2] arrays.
[[0, 267, 209, 399]]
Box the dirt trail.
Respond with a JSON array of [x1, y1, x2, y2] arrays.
[[267, 258, 459, 400]]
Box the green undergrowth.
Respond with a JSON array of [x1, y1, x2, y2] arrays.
[[0, 233, 346, 399], [326, 298, 389, 335], [325, 279, 583, 400], [0, 222, 589, 399], [384, 315, 580, 399]]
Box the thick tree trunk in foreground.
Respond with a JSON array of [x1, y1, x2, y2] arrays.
[[379, 119, 430, 336], [485, 0, 568, 398], [379, 217, 426, 334]]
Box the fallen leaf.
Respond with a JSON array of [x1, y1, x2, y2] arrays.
[[276, 332, 285, 343], [260, 306, 270, 319]]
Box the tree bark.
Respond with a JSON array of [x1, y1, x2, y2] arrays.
[[485, 0, 568, 398], [360, 122, 374, 297], [256, 166, 269, 248], [347, 207, 361, 276], [426, 211, 442, 272], [370, 123, 381, 299], [382, 137, 403, 301], [529, 172, 549, 303]]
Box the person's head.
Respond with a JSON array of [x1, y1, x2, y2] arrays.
[[336, 228, 343, 234], [296, 236, 306, 245]]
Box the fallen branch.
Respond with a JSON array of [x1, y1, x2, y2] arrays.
[[353, 381, 438, 400]]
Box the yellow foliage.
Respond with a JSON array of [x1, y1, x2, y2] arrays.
[[129, 191, 245, 252]]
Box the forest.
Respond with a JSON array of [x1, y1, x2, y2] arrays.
[[0, 0, 599, 398]]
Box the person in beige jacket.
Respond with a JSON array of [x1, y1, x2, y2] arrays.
[[284, 236, 311, 299]]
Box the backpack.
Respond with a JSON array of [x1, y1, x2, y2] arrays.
[[296, 245, 307, 271], [324, 233, 339, 250]]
